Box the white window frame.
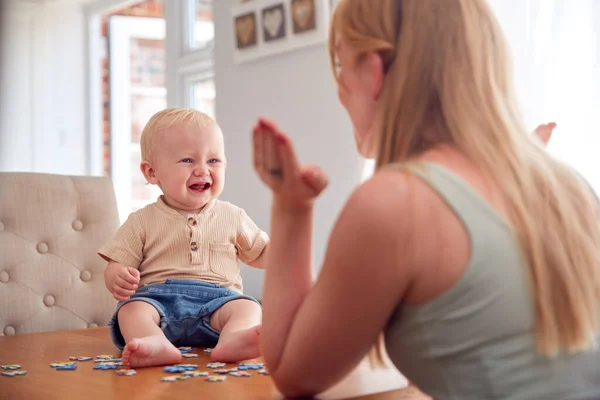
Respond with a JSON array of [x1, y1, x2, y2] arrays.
[[164, 0, 215, 109]]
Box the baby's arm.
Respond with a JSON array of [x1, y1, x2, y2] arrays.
[[236, 208, 270, 269], [98, 212, 145, 301], [104, 261, 141, 302], [247, 243, 269, 269]]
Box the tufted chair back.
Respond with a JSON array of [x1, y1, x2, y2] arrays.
[[0, 172, 119, 336]]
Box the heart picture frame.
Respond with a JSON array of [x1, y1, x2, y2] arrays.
[[262, 4, 286, 42], [235, 12, 258, 49], [291, 0, 316, 34]]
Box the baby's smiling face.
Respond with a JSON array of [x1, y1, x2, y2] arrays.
[[142, 123, 226, 213]]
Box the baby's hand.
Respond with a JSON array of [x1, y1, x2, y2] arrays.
[[104, 261, 140, 302]]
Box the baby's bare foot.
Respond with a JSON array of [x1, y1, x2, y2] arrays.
[[211, 325, 261, 363], [122, 335, 181, 368]]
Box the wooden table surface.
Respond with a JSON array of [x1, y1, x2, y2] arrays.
[[0, 327, 430, 400]]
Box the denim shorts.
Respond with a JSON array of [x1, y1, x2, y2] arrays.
[[108, 279, 260, 350]]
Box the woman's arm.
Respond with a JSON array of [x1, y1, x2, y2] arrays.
[[253, 120, 413, 397]]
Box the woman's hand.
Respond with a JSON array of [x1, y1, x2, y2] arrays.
[[253, 118, 329, 210], [534, 122, 557, 147]]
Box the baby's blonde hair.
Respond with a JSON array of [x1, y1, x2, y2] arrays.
[[140, 108, 219, 162]]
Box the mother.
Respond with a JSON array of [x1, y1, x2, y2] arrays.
[[252, 0, 600, 398]]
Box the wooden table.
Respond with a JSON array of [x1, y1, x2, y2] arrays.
[[0, 327, 430, 400]]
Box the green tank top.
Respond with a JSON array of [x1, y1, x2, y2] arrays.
[[384, 162, 600, 400]]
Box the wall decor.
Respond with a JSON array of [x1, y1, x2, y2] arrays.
[[232, 0, 331, 64]]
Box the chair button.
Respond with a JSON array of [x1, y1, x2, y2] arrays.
[[0, 271, 8, 283], [72, 220, 83, 231], [88, 323, 98, 328], [4, 326, 15, 335], [37, 242, 49, 254], [44, 295, 55, 307], [80, 270, 92, 282]]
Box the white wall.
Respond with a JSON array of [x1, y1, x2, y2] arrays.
[[213, 0, 362, 299], [0, 0, 87, 175]]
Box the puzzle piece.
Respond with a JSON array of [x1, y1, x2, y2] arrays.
[[258, 369, 269, 375], [238, 363, 264, 370], [161, 374, 190, 382], [95, 355, 117, 360], [182, 353, 199, 358], [56, 364, 78, 370], [1, 370, 27, 377], [1, 365, 21, 370], [69, 356, 93, 362], [178, 347, 192, 354], [206, 362, 226, 369], [230, 371, 252, 377], [93, 363, 119, 370], [206, 375, 226, 382], [203, 348, 213, 354], [214, 368, 238, 374], [163, 364, 197, 373], [94, 358, 121, 363], [182, 371, 209, 377], [116, 369, 136, 376], [50, 362, 75, 368]]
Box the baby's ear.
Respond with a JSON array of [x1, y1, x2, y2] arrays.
[[140, 161, 158, 184]]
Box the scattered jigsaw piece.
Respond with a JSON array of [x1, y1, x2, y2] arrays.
[[203, 348, 213, 354], [56, 364, 78, 371], [1, 365, 21, 370], [163, 364, 198, 373], [214, 368, 238, 374], [258, 369, 269, 375], [95, 355, 117, 360], [2, 371, 27, 377], [69, 356, 93, 362], [161, 374, 190, 382], [116, 369, 136, 376], [182, 353, 199, 359], [50, 362, 75, 368], [206, 362, 226, 369], [94, 358, 121, 363], [230, 371, 252, 377], [178, 347, 192, 354], [238, 363, 264, 371], [206, 375, 226, 382], [93, 363, 119, 370], [182, 371, 209, 377]]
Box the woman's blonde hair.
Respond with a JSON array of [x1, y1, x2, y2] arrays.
[[140, 108, 218, 162], [329, 0, 600, 357]]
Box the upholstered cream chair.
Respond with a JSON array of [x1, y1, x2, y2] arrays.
[[0, 172, 119, 336]]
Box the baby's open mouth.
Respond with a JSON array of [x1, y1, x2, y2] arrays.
[[189, 182, 211, 192]]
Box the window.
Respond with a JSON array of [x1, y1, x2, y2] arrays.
[[165, 0, 215, 111]]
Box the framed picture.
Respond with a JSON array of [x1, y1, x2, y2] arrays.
[[232, 0, 331, 64], [234, 12, 258, 49]]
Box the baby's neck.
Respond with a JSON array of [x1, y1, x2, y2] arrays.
[[160, 195, 210, 215]]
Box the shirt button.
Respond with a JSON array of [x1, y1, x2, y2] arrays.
[[190, 241, 198, 251], [0, 271, 8, 283], [4, 326, 15, 335], [187, 217, 197, 226], [37, 242, 49, 254], [72, 220, 83, 231], [80, 270, 92, 282], [44, 295, 56, 307]]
